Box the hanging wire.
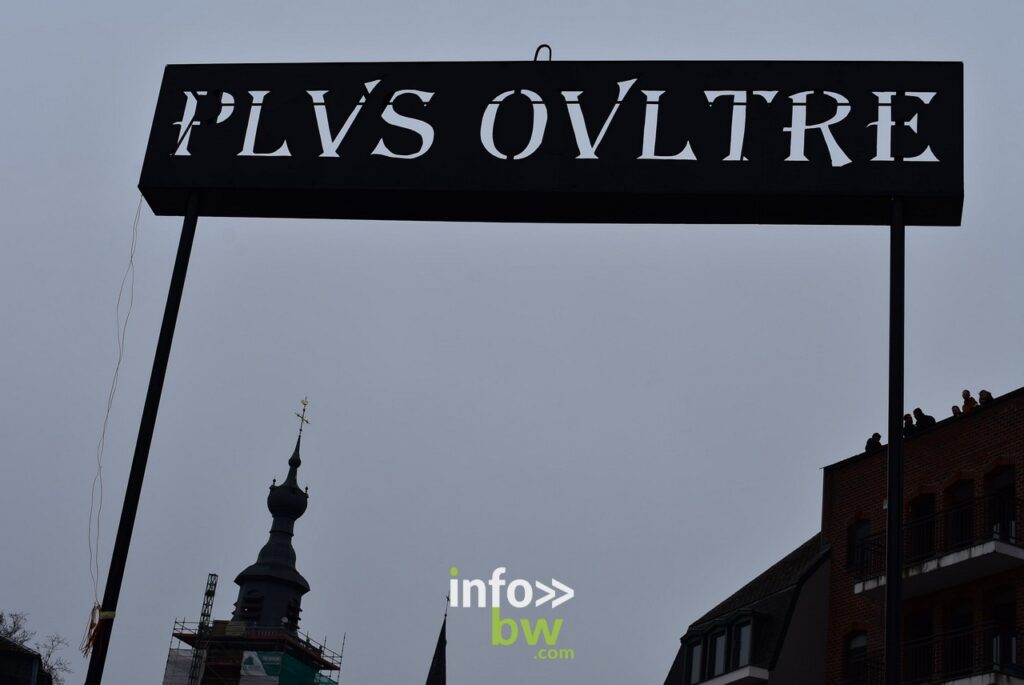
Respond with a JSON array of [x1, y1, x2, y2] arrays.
[[533, 44, 553, 62], [82, 194, 143, 656]]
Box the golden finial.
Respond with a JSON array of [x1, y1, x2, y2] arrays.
[[295, 397, 310, 436]]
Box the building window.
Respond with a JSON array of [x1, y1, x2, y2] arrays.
[[945, 601, 974, 675], [985, 466, 1016, 541], [847, 520, 872, 570], [707, 630, 727, 678], [904, 608, 934, 682], [844, 632, 867, 682], [907, 494, 937, 561], [732, 620, 752, 668], [945, 480, 975, 550], [686, 641, 703, 684], [989, 588, 1015, 667]]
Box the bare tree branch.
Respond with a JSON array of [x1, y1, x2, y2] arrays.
[[0, 611, 35, 647], [0, 612, 71, 685], [36, 633, 72, 685]]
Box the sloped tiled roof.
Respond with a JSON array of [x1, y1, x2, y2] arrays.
[[0, 633, 40, 656], [691, 533, 825, 629]]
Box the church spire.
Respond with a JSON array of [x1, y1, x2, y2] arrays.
[[282, 397, 309, 487], [231, 399, 313, 631], [424, 597, 448, 685], [296, 397, 310, 436]]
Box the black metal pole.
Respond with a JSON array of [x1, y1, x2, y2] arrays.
[[884, 197, 905, 685], [85, 193, 200, 685]]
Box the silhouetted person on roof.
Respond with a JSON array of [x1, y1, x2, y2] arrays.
[[903, 413, 916, 438], [962, 390, 978, 414], [913, 408, 936, 430], [951, 405, 962, 417], [980, 389, 994, 405], [865, 433, 882, 452]]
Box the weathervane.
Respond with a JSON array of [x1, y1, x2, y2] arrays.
[[295, 397, 310, 436]]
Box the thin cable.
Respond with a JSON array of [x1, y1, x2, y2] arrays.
[[87, 195, 142, 610]]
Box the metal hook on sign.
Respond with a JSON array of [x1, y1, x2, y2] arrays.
[[533, 44, 553, 61]]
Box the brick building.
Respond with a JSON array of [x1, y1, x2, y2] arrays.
[[664, 385, 1024, 685]]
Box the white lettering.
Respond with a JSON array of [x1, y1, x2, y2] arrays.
[[173, 91, 206, 156], [639, 90, 696, 160], [561, 78, 637, 159], [784, 91, 852, 167], [488, 567, 508, 607], [215, 92, 235, 124], [507, 579, 533, 609], [868, 91, 897, 161], [449, 576, 459, 608], [371, 89, 436, 159], [705, 90, 777, 161], [480, 90, 547, 160], [308, 80, 380, 158], [904, 92, 939, 162], [239, 90, 291, 157]]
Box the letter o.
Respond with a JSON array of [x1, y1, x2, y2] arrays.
[[507, 579, 534, 608], [480, 89, 547, 160]]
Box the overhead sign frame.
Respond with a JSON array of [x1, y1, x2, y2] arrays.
[[140, 60, 963, 226], [89, 58, 965, 685]]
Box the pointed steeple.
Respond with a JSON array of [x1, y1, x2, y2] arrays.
[[425, 598, 448, 685], [232, 400, 312, 631], [266, 434, 309, 520]]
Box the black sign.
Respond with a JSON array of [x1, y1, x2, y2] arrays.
[[139, 61, 963, 225]]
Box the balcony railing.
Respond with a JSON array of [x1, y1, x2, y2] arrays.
[[851, 493, 1023, 580], [842, 623, 1024, 685]]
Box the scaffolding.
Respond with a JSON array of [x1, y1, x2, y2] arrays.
[[186, 573, 219, 685], [163, 620, 341, 685]]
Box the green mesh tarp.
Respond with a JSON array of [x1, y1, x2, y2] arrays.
[[239, 651, 331, 685]]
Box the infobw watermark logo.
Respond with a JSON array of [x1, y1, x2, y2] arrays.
[[449, 566, 575, 661]]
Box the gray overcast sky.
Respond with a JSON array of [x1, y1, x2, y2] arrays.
[[1, 2, 1022, 684]]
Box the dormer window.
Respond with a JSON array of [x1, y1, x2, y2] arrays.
[[685, 640, 703, 685], [707, 629, 728, 678], [732, 619, 752, 668], [684, 616, 758, 684]]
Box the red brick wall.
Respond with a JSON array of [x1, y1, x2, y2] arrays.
[[820, 389, 1024, 684]]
